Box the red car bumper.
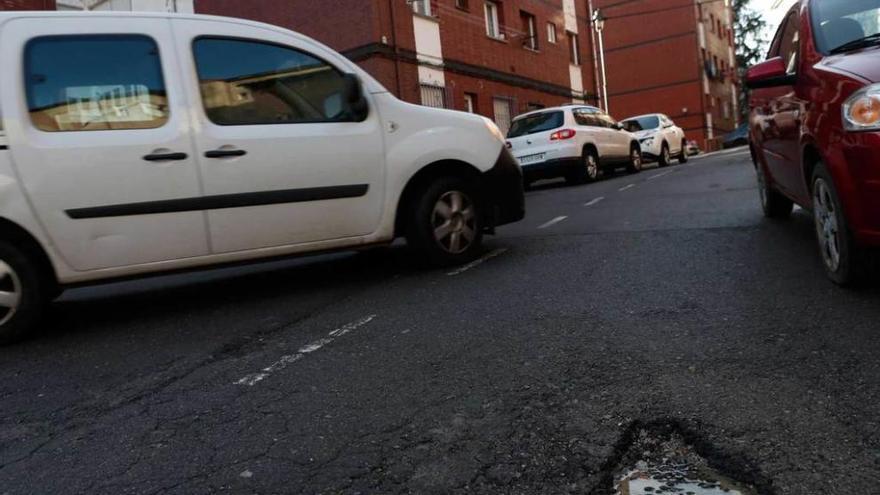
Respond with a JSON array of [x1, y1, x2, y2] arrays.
[[830, 131, 880, 246]]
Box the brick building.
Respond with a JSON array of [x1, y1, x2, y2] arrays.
[[591, 0, 739, 149], [1, 0, 739, 148], [195, 0, 597, 134], [0, 0, 54, 9]]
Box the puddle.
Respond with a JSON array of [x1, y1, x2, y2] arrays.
[[609, 428, 758, 495]]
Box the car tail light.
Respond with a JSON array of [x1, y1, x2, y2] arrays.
[[550, 129, 577, 140]]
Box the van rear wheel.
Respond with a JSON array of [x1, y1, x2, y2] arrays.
[[0, 241, 48, 345], [406, 177, 484, 267]]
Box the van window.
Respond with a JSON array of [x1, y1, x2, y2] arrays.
[[25, 35, 169, 132], [192, 38, 352, 125]]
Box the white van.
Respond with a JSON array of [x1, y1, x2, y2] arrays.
[[0, 12, 524, 343]]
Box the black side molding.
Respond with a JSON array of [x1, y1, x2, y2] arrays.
[[66, 184, 369, 219]]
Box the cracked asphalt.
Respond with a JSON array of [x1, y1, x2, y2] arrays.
[[2, 149, 879, 494]]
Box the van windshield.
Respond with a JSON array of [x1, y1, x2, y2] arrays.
[[508, 111, 564, 138]]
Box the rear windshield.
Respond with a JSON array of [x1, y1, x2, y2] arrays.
[[623, 115, 659, 131], [508, 111, 564, 138]]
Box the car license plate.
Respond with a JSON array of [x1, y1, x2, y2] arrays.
[[517, 153, 545, 165]]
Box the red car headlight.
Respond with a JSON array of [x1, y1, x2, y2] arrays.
[[843, 83, 880, 131]]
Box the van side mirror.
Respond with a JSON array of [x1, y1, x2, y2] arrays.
[[612, 122, 624, 131], [746, 57, 797, 89], [342, 73, 369, 122]]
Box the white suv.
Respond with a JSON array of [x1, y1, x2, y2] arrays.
[[506, 105, 643, 186], [0, 12, 525, 343], [621, 113, 688, 167]]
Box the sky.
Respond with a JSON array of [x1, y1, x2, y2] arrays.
[[757, 0, 794, 40]]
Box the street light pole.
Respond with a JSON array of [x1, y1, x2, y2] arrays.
[[592, 9, 609, 113]]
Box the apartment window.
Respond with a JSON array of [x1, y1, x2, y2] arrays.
[[420, 84, 447, 109], [709, 14, 715, 32], [723, 101, 731, 120], [547, 22, 557, 43], [464, 93, 477, 113], [25, 35, 169, 132], [717, 20, 723, 37], [492, 97, 514, 134], [521, 11, 538, 50], [455, 0, 469, 10], [567, 32, 580, 65], [485, 1, 502, 39], [412, 0, 432, 16]]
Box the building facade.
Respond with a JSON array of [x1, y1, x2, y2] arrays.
[[591, 0, 739, 149], [0, 0, 193, 11], [1, 0, 739, 148], [195, 0, 597, 134], [55, 0, 192, 12], [0, 0, 54, 10]]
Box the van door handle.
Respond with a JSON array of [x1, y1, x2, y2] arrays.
[[143, 152, 188, 162], [205, 149, 247, 159]]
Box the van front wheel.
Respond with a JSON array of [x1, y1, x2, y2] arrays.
[[406, 177, 484, 266], [0, 241, 48, 345]]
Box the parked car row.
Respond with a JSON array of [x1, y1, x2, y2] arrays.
[[0, 11, 525, 343], [507, 106, 693, 187]]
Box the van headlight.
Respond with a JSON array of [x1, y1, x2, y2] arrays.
[[843, 83, 880, 131], [482, 117, 506, 143]]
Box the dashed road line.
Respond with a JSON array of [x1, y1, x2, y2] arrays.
[[584, 197, 605, 207], [538, 216, 568, 229], [235, 314, 377, 386], [619, 184, 636, 192], [447, 248, 508, 276], [648, 171, 674, 181]]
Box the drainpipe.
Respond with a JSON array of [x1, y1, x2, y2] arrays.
[[387, 0, 404, 98], [587, 0, 602, 107]]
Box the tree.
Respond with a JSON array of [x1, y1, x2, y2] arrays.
[[732, 0, 768, 120]]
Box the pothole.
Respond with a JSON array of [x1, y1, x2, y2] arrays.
[[592, 422, 766, 495]]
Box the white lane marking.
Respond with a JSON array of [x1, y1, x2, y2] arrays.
[[538, 216, 568, 229], [647, 171, 674, 181], [619, 184, 636, 192], [447, 248, 508, 276], [235, 314, 377, 386], [690, 148, 750, 161], [584, 197, 605, 207]]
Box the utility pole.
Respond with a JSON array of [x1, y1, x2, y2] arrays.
[[592, 9, 609, 112]]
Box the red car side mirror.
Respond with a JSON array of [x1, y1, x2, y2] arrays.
[[746, 57, 797, 89]]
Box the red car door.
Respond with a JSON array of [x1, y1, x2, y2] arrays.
[[753, 9, 806, 201]]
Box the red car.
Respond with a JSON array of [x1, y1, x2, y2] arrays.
[[748, 0, 880, 285]]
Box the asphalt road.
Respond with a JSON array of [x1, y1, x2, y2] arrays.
[[2, 148, 879, 494]]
